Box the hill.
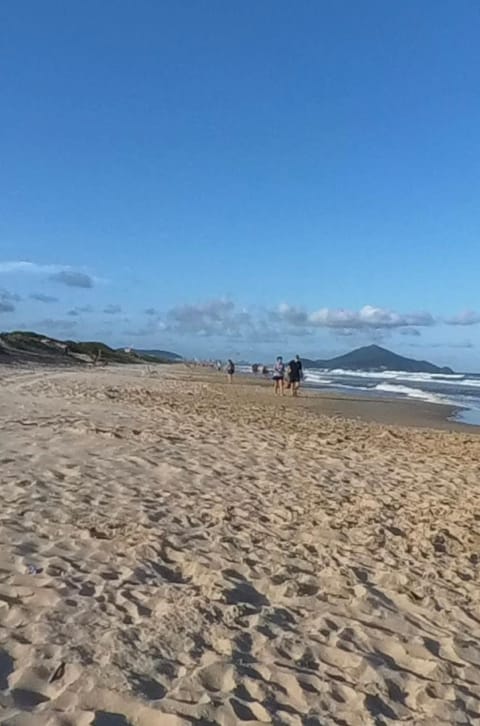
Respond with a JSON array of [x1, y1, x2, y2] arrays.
[[135, 348, 183, 362], [304, 345, 454, 374], [0, 331, 180, 367]]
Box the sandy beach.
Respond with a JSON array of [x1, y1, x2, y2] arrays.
[[1, 364, 480, 725]]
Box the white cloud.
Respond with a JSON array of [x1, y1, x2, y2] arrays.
[[10, 291, 477, 351], [30, 293, 59, 303], [399, 328, 421, 337], [0, 261, 97, 288], [445, 311, 480, 326], [51, 270, 94, 288], [159, 299, 287, 343], [167, 299, 249, 337], [0, 261, 61, 274], [104, 304, 122, 314], [153, 299, 441, 343], [305, 305, 434, 330], [67, 305, 94, 317], [276, 304, 308, 326], [0, 289, 20, 313]]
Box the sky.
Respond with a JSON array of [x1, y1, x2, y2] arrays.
[[1, 1, 480, 369]]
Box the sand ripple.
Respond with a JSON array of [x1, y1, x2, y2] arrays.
[[0, 366, 479, 724]]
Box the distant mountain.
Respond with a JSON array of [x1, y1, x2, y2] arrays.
[[303, 345, 454, 374], [0, 331, 180, 366], [135, 349, 183, 362]]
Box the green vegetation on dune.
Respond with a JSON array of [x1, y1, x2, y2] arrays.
[[134, 348, 183, 362], [65, 340, 137, 364], [0, 331, 181, 366], [1, 331, 58, 351]]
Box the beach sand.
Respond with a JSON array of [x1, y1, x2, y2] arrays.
[[1, 364, 480, 725]]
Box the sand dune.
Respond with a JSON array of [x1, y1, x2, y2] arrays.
[[0, 365, 480, 725]]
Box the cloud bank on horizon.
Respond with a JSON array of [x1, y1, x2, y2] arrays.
[[0, 260, 479, 364]]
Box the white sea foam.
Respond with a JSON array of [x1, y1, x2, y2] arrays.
[[454, 378, 480, 388], [303, 371, 333, 385], [318, 368, 452, 382], [373, 382, 448, 404], [306, 368, 480, 388], [304, 369, 480, 409]]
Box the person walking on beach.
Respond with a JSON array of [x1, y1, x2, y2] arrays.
[[287, 357, 301, 396], [226, 359, 235, 383], [296, 354, 303, 381], [273, 356, 285, 395]]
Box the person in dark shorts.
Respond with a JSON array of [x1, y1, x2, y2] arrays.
[[296, 355, 303, 381], [288, 357, 301, 396], [226, 359, 235, 383], [272, 356, 285, 395]]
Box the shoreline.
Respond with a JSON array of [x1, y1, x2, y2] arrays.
[[174, 366, 479, 433], [2, 360, 478, 431]]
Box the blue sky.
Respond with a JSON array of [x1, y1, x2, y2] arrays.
[[1, 1, 479, 369]]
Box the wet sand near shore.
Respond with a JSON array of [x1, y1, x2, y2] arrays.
[[1, 364, 480, 725], [183, 366, 474, 432]]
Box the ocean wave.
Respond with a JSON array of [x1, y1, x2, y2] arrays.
[[454, 378, 480, 388], [314, 367, 460, 382], [305, 368, 480, 388], [303, 372, 334, 385], [372, 384, 480, 416], [373, 382, 448, 405]]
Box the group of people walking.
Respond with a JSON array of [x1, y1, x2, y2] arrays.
[[225, 355, 304, 396], [272, 355, 303, 396]]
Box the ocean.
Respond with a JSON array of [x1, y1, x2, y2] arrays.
[[303, 368, 480, 426]]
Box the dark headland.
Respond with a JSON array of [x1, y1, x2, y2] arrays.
[[302, 344, 454, 375]]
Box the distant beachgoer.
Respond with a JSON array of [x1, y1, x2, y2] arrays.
[[285, 363, 292, 390], [288, 357, 301, 396], [226, 359, 235, 383], [252, 363, 259, 375], [273, 356, 285, 395], [262, 365, 269, 376], [296, 354, 303, 381]]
